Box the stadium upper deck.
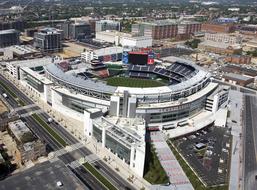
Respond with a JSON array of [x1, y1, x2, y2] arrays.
[[44, 57, 211, 103]]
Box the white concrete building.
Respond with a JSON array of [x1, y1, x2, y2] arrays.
[[95, 31, 152, 48], [84, 109, 146, 177], [204, 33, 242, 45], [81, 46, 123, 62], [5, 57, 52, 79], [19, 66, 53, 103], [120, 36, 152, 48]]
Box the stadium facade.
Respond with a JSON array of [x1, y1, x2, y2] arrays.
[[14, 56, 229, 177]]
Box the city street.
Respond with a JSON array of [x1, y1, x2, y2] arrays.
[[243, 95, 257, 190], [0, 73, 135, 190]]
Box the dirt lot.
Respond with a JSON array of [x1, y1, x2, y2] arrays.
[[0, 131, 21, 167], [0, 100, 8, 114]]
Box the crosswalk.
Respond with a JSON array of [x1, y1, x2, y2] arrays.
[[13, 104, 37, 112], [19, 109, 44, 117], [85, 154, 100, 164], [49, 142, 100, 169], [51, 142, 84, 157], [67, 160, 82, 169], [66, 154, 100, 169]]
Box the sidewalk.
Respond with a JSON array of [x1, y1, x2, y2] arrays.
[[228, 90, 243, 190]]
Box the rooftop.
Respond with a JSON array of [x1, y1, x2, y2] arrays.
[[92, 46, 123, 55], [96, 20, 120, 24], [4, 57, 52, 68], [199, 41, 241, 49], [21, 67, 53, 85], [38, 28, 61, 35], [0, 160, 88, 190], [0, 29, 18, 35], [140, 19, 178, 26], [223, 73, 253, 81], [93, 116, 145, 148], [8, 120, 35, 144], [7, 45, 38, 55]]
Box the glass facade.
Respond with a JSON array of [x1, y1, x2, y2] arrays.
[[149, 96, 206, 123], [62, 94, 98, 113], [93, 125, 102, 142], [25, 74, 44, 93], [105, 132, 131, 164]]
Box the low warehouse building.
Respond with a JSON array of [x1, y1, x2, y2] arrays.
[[222, 73, 254, 86]]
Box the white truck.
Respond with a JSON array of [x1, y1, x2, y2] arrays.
[[2, 93, 8, 98]]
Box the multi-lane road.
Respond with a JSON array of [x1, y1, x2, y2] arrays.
[[243, 95, 257, 190], [0, 73, 135, 190]]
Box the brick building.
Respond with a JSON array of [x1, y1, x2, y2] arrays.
[[202, 23, 236, 33], [224, 55, 251, 64], [132, 20, 178, 40], [222, 73, 254, 86]]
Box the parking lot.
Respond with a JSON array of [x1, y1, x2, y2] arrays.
[[174, 126, 231, 187]]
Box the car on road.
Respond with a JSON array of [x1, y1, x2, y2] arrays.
[[2, 93, 7, 98], [232, 120, 237, 123], [47, 117, 53, 123]]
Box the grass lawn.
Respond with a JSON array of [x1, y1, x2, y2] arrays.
[[197, 148, 207, 157], [83, 162, 117, 190], [107, 77, 164, 88], [168, 141, 228, 190], [144, 145, 169, 184]]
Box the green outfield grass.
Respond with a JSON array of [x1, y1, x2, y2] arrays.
[[106, 77, 164, 88]]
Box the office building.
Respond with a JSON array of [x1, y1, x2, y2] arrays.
[[0, 29, 20, 48], [178, 21, 202, 35], [132, 20, 178, 40], [24, 28, 39, 37], [95, 20, 120, 32], [34, 28, 62, 52], [61, 21, 91, 40], [0, 19, 26, 31], [69, 22, 91, 40]]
